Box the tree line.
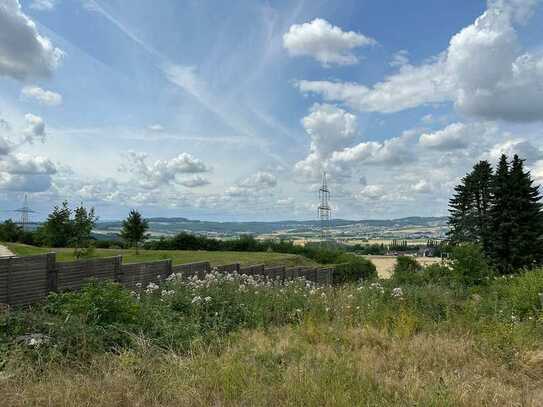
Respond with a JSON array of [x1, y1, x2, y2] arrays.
[[448, 154, 543, 273]]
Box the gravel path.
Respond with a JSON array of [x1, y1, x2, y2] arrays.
[[0, 244, 15, 258]]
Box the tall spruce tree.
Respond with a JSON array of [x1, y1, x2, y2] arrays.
[[448, 160, 493, 252], [488, 154, 513, 273], [507, 155, 543, 269]]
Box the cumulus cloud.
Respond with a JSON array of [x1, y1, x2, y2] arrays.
[[21, 86, 63, 106], [0, 153, 56, 192], [178, 175, 210, 188], [296, 1, 543, 122], [331, 130, 416, 166], [419, 122, 475, 150], [283, 18, 376, 67], [294, 103, 357, 178], [239, 171, 277, 189], [23, 113, 46, 143], [0, 0, 63, 80], [120, 151, 210, 189], [482, 139, 543, 164]]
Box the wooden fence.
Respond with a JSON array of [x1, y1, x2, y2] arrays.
[[0, 253, 334, 307]]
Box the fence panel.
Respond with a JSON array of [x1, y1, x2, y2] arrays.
[[57, 257, 120, 291], [121, 260, 171, 290], [0, 254, 52, 306], [171, 261, 210, 279], [216, 263, 240, 273], [239, 264, 265, 276], [263, 266, 285, 282]]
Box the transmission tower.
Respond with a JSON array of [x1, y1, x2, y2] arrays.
[[318, 172, 331, 241], [14, 194, 35, 231]]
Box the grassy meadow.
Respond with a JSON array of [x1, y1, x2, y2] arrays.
[[4, 242, 317, 267], [2, 260, 543, 406]]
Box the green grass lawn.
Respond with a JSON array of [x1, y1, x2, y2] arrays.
[[4, 242, 317, 267]]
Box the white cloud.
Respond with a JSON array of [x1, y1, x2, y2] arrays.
[[147, 123, 165, 132], [295, 1, 543, 122], [357, 184, 385, 200], [21, 86, 63, 106], [331, 130, 415, 166], [120, 151, 210, 189], [0, 0, 63, 80], [178, 175, 210, 188], [0, 153, 56, 192], [419, 122, 473, 151], [482, 139, 543, 164], [239, 171, 277, 189], [283, 18, 376, 67], [294, 103, 358, 178], [23, 113, 46, 143], [30, 0, 59, 11], [390, 50, 409, 67]]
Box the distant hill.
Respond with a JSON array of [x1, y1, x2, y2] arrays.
[[94, 216, 448, 236]]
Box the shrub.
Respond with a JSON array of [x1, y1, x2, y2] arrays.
[[449, 244, 492, 286], [392, 256, 422, 285], [333, 254, 377, 284], [46, 280, 139, 326]]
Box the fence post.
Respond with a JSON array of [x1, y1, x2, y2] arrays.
[[114, 255, 123, 283], [6, 256, 11, 306], [235, 263, 240, 273], [167, 259, 173, 278], [46, 252, 57, 293]]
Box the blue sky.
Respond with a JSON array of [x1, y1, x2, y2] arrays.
[[1, 0, 543, 221]]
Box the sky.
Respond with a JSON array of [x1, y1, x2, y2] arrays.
[[1, 0, 543, 221]]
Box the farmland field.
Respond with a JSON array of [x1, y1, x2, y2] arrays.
[[363, 255, 442, 278], [4, 243, 317, 268]]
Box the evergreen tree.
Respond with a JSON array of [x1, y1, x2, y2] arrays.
[[120, 210, 149, 253], [488, 154, 514, 273], [448, 160, 493, 251], [507, 155, 543, 269]]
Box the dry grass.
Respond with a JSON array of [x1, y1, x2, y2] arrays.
[[363, 255, 442, 278], [2, 324, 541, 406]]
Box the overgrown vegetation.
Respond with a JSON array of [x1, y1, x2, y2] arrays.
[[2, 261, 543, 405]]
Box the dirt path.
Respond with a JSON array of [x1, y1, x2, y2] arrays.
[[0, 244, 15, 258]]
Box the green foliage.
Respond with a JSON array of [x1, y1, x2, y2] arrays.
[[120, 210, 149, 252], [71, 205, 97, 258], [333, 254, 377, 284], [449, 154, 543, 274], [35, 201, 97, 250], [392, 256, 422, 285], [46, 281, 139, 326], [38, 201, 72, 247], [0, 219, 22, 242], [449, 244, 492, 286]]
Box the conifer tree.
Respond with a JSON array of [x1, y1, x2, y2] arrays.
[[120, 210, 149, 253], [488, 154, 514, 273], [507, 155, 543, 269], [448, 160, 493, 251]]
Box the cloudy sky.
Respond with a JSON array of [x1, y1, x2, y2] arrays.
[[1, 0, 543, 221]]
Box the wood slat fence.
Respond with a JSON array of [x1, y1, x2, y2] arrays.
[[0, 253, 334, 307]]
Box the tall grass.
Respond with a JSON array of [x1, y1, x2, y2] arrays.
[[2, 268, 543, 405]]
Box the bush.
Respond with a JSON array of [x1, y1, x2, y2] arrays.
[[392, 256, 423, 285], [449, 244, 492, 286], [333, 254, 377, 284], [46, 280, 139, 326]]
